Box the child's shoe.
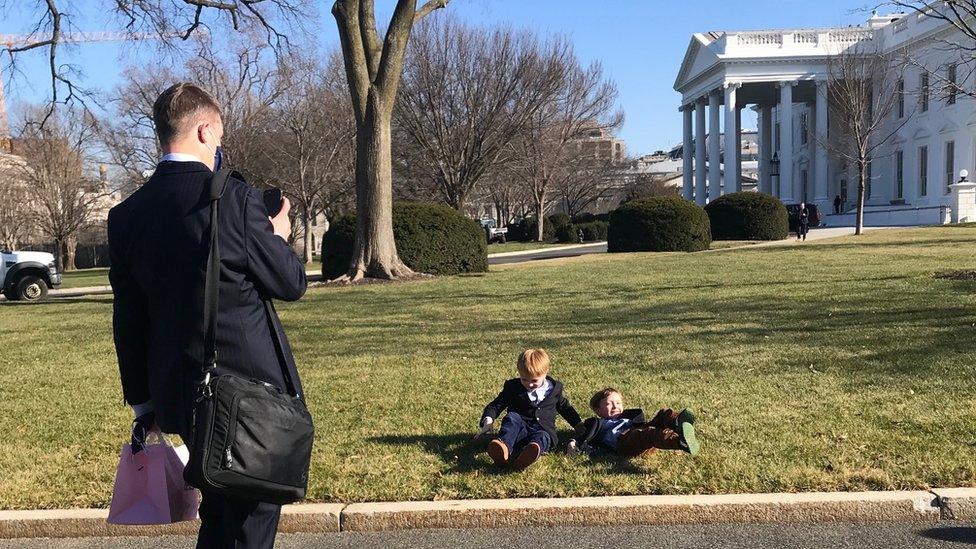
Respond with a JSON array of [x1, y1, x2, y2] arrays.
[[487, 439, 509, 466], [678, 421, 700, 456], [566, 439, 579, 457], [676, 408, 697, 426], [512, 442, 542, 471]]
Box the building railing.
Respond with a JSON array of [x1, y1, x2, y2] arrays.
[[732, 28, 874, 48]]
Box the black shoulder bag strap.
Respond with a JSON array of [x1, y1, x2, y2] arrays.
[[202, 169, 300, 398], [201, 168, 232, 387]]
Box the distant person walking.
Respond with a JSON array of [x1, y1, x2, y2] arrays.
[[796, 202, 810, 241], [833, 194, 842, 215]]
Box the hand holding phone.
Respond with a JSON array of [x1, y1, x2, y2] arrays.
[[263, 188, 283, 218]]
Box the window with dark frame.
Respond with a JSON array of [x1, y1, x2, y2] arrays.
[[948, 64, 957, 105], [921, 73, 929, 112], [945, 141, 955, 195], [897, 79, 904, 118], [896, 150, 904, 200], [919, 145, 929, 196]]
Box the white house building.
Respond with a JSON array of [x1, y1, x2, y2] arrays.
[[674, 10, 976, 225]]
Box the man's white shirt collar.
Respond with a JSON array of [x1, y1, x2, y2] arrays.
[[160, 152, 205, 164]]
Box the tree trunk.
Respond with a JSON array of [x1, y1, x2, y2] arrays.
[[303, 209, 313, 265], [534, 200, 544, 242], [855, 161, 865, 236], [342, 102, 414, 280], [53, 237, 64, 273]]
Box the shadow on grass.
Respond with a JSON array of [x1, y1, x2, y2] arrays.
[[369, 433, 509, 476], [918, 526, 976, 544], [370, 430, 654, 476]]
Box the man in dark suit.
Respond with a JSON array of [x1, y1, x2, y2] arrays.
[[108, 83, 307, 548]]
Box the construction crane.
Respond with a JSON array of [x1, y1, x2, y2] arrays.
[[0, 31, 178, 152]]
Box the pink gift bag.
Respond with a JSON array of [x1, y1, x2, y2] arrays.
[[107, 430, 200, 525]]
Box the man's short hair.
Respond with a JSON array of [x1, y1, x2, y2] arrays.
[[152, 83, 222, 146], [590, 387, 620, 412], [517, 348, 550, 378]]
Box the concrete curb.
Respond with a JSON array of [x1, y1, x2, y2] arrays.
[[340, 491, 939, 532], [931, 488, 976, 521], [0, 504, 343, 539], [3, 490, 964, 539]]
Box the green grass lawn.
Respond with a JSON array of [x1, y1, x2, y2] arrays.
[[3, 226, 976, 509], [707, 240, 767, 250], [59, 268, 109, 289], [487, 241, 581, 254]]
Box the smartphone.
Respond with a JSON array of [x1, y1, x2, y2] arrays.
[[263, 188, 283, 217]]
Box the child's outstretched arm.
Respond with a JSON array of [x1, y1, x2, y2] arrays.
[[556, 391, 583, 428], [481, 387, 509, 427]]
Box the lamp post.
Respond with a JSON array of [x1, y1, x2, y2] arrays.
[[770, 151, 780, 198]]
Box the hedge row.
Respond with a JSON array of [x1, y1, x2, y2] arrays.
[[321, 202, 487, 278]]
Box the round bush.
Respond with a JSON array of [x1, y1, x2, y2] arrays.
[[704, 192, 788, 241], [320, 202, 488, 278], [555, 223, 581, 243], [576, 221, 608, 242], [608, 197, 711, 253]]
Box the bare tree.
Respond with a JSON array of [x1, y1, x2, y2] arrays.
[[0, 1, 308, 124], [821, 46, 911, 234], [888, 2, 976, 100], [13, 107, 106, 271], [508, 52, 622, 241], [265, 52, 356, 263], [330, 0, 449, 281], [0, 155, 33, 250], [396, 16, 566, 211], [555, 152, 618, 218], [621, 173, 680, 202]]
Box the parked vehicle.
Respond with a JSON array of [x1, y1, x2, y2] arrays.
[[1, 250, 61, 301], [479, 218, 508, 244], [786, 203, 822, 232]]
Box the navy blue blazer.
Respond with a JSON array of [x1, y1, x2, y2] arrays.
[[482, 376, 583, 443], [108, 160, 307, 436]]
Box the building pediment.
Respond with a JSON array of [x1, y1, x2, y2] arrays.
[[674, 34, 722, 92]]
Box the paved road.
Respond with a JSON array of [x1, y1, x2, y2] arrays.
[[3, 522, 975, 549], [488, 243, 608, 265]]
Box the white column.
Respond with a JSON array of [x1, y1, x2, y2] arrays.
[[695, 98, 707, 205], [814, 79, 829, 208], [779, 82, 795, 203], [760, 103, 773, 194], [735, 106, 743, 193], [724, 83, 740, 195], [708, 90, 722, 202], [682, 104, 694, 200]]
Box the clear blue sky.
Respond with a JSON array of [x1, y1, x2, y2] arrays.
[[2, 0, 873, 155]]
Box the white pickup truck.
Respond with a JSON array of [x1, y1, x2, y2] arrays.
[[0, 250, 62, 301]]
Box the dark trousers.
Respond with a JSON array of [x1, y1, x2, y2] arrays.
[[616, 408, 682, 458], [798, 222, 809, 240], [497, 412, 552, 455], [181, 430, 281, 548], [196, 491, 281, 549]]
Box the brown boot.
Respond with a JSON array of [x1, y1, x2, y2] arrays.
[[512, 442, 542, 471], [487, 439, 509, 466]]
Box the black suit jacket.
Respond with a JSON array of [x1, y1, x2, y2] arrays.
[[482, 376, 582, 442], [108, 160, 307, 436]]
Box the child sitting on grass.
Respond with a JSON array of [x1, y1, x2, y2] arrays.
[[478, 349, 582, 470], [567, 387, 699, 458]]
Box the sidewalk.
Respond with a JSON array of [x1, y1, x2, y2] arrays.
[[3, 488, 976, 539]]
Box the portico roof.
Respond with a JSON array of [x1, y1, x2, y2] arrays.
[[673, 25, 883, 104]]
